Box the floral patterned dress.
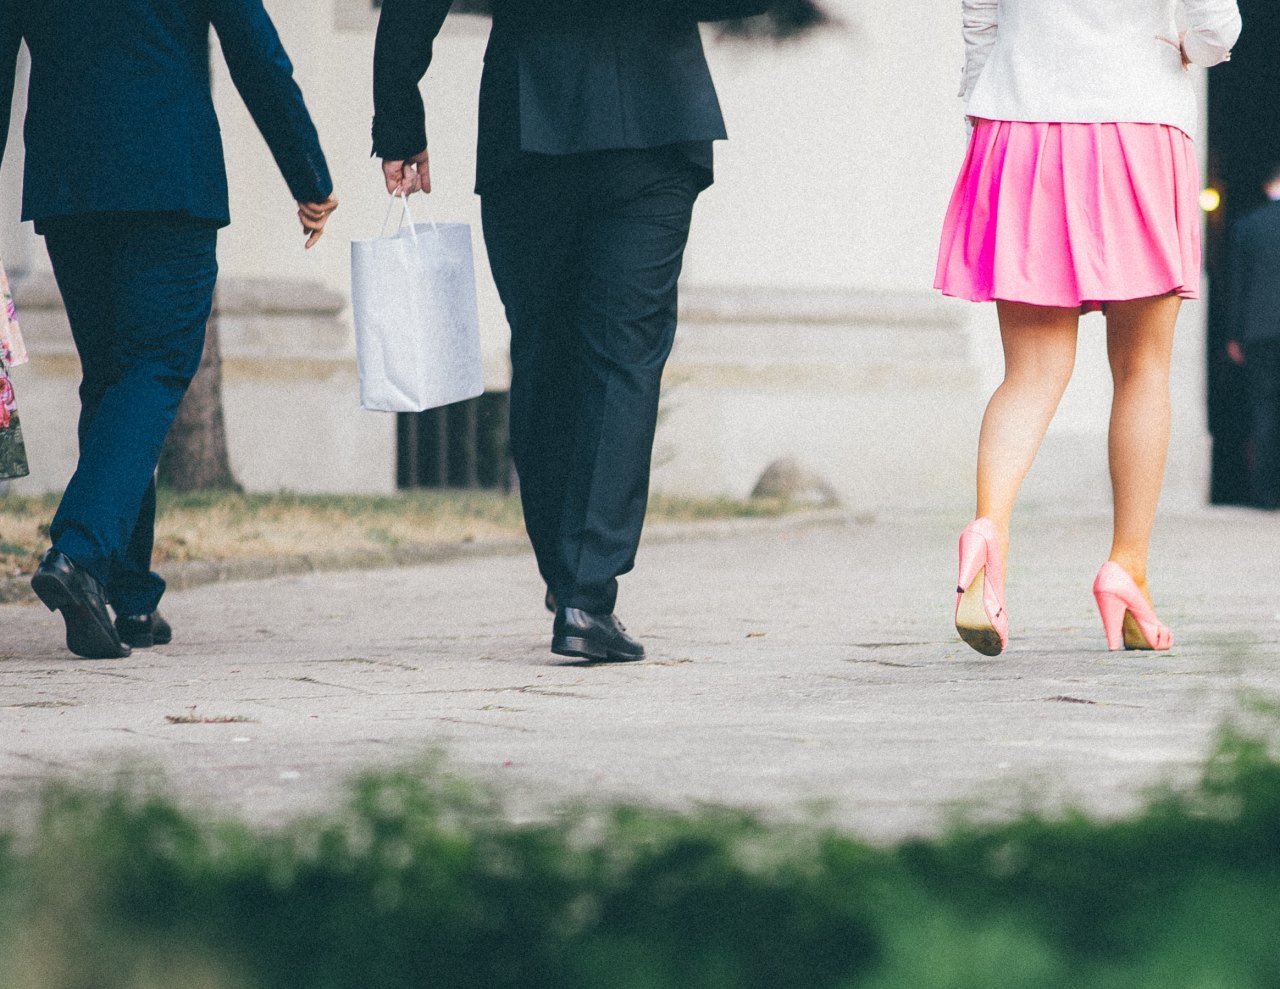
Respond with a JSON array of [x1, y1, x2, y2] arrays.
[[0, 258, 26, 368], [0, 258, 29, 479]]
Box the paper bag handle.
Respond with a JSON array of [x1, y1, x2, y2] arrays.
[[379, 192, 440, 243]]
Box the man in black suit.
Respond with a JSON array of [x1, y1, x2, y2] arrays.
[[373, 0, 766, 662], [1, 0, 338, 658], [1229, 164, 1280, 511]]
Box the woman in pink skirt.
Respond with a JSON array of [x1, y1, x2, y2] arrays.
[[937, 0, 1241, 656]]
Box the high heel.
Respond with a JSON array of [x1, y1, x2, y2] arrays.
[[955, 518, 1008, 656], [1092, 562, 1172, 651]]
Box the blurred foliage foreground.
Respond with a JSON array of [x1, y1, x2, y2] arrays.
[[2, 725, 1280, 989]]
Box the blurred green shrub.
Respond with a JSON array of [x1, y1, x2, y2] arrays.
[[1, 726, 1280, 988]]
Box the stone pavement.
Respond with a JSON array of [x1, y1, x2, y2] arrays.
[[1, 508, 1277, 841]]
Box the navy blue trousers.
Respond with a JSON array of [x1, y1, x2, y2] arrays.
[[43, 213, 218, 615], [1247, 339, 1280, 510], [482, 148, 703, 614]]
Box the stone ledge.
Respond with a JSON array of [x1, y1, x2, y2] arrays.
[[10, 274, 349, 361], [17, 275, 960, 332], [679, 285, 970, 330], [12, 273, 344, 318], [0, 510, 850, 606], [217, 277, 345, 318]]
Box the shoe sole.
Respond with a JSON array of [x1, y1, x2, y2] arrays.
[[551, 635, 645, 663], [1121, 610, 1156, 651], [955, 570, 1004, 657], [31, 572, 131, 660]]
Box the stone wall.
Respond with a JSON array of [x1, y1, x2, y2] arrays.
[[4, 273, 395, 496]]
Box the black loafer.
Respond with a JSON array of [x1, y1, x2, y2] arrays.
[[551, 607, 645, 662], [545, 589, 557, 614], [30, 549, 131, 659], [115, 611, 172, 648]]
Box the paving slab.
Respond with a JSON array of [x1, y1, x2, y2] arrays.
[[1, 508, 1277, 841]]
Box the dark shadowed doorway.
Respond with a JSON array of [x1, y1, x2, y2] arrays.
[[1205, 0, 1280, 503]]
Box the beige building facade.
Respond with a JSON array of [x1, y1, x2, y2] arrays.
[[1, 0, 1214, 512]]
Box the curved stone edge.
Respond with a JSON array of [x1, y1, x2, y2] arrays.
[[0, 510, 854, 607]]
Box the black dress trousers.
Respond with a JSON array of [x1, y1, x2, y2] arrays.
[[482, 146, 706, 614]]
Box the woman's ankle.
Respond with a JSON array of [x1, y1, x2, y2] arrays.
[[1106, 553, 1150, 597]]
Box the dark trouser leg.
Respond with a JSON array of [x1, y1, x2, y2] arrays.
[[42, 224, 116, 456], [556, 150, 700, 614], [482, 167, 585, 597], [43, 213, 217, 615], [114, 477, 160, 611], [1247, 340, 1280, 509]]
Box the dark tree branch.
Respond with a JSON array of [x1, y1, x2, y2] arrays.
[[716, 1, 836, 41]]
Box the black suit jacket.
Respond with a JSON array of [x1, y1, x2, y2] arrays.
[[0, 0, 331, 227], [1230, 201, 1280, 345], [372, 0, 768, 191]]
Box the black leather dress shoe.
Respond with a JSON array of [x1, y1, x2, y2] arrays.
[[545, 590, 557, 614], [551, 607, 645, 662], [115, 611, 172, 648], [30, 549, 131, 659]]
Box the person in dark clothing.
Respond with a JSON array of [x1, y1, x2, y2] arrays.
[[1228, 164, 1280, 510], [1, 0, 338, 658], [372, 0, 766, 662]]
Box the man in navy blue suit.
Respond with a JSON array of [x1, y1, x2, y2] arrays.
[[1, 0, 338, 658], [373, 0, 766, 662]]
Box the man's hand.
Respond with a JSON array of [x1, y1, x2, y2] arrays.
[[1227, 340, 1247, 367], [383, 150, 431, 196], [298, 193, 340, 249]]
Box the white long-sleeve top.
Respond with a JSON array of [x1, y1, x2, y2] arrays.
[[961, 0, 1242, 136]]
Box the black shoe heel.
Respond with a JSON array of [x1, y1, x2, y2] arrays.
[[31, 551, 131, 660], [551, 635, 607, 661], [115, 612, 170, 649], [31, 573, 71, 613]]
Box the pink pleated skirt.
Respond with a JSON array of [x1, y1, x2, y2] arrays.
[[935, 119, 1202, 310]]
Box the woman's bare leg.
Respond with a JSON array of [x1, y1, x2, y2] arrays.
[[1104, 294, 1181, 599], [975, 302, 1081, 559]]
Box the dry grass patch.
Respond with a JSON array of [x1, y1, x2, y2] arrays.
[[0, 493, 56, 577], [149, 490, 527, 563], [0, 489, 795, 577]]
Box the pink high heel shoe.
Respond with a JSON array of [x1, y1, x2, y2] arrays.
[[1092, 562, 1172, 651], [955, 518, 1008, 656]]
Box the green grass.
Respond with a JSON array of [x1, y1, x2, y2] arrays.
[[2, 725, 1280, 988]]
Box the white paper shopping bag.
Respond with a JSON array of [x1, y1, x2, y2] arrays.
[[350, 196, 484, 412]]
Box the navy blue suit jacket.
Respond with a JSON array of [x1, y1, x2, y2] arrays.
[[372, 0, 768, 191], [1230, 201, 1280, 346], [0, 0, 331, 227]]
